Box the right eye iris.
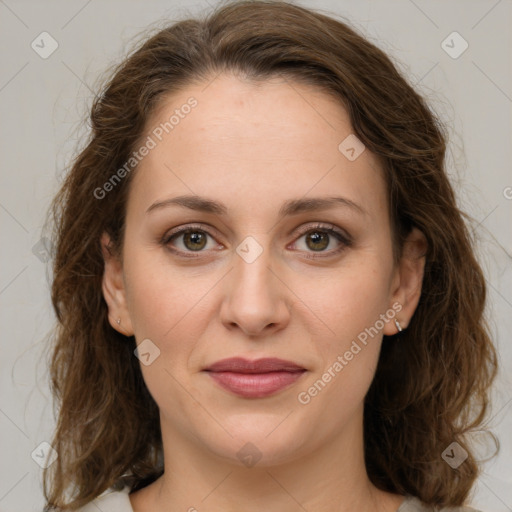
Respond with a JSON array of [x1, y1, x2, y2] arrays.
[[304, 231, 330, 251], [182, 230, 208, 251]]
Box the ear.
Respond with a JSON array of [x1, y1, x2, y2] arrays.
[[101, 232, 134, 336], [383, 227, 427, 335]]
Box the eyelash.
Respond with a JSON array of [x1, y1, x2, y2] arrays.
[[161, 222, 352, 259]]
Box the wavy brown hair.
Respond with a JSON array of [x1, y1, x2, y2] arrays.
[[43, 0, 498, 509]]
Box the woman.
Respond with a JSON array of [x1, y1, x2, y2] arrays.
[[43, 1, 498, 510]]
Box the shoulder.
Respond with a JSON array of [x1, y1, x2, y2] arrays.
[[76, 485, 133, 512], [399, 496, 484, 512]]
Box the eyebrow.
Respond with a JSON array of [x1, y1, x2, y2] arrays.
[[146, 194, 367, 218]]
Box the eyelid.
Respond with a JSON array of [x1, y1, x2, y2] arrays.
[[293, 222, 352, 243], [161, 223, 219, 244]]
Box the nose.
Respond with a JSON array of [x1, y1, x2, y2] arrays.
[[219, 240, 291, 337]]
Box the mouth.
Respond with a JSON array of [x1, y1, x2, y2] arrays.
[[203, 357, 307, 398]]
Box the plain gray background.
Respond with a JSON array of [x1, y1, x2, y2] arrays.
[[0, 1, 511, 511]]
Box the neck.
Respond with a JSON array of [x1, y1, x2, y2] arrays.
[[130, 405, 404, 512]]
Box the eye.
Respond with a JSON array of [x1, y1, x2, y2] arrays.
[[162, 224, 220, 257], [290, 223, 352, 258]]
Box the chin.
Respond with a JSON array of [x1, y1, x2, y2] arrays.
[[193, 413, 314, 468]]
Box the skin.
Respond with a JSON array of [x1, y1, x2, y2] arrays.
[[101, 72, 427, 512]]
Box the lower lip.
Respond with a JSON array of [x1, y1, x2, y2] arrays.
[[206, 371, 306, 398]]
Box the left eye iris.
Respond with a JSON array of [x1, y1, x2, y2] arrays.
[[304, 230, 330, 251], [180, 230, 209, 251]]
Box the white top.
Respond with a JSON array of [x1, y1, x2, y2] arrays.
[[78, 486, 133, 511], [76, 486, 483, 511]]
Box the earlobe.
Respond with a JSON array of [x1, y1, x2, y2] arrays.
[[383, 227, 427, 336], [101, 232, 134, 336]]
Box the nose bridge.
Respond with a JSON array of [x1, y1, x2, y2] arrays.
[[221, 234, 288, 334], [233, 234, 275, 299]]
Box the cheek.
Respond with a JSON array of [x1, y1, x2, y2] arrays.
[[297, 256, 392, 403], [122, 249, 222, 382], [305, 257, 392, 346], [122, 254, 206, 419], [123, 247, 202, 339], [295, 275, 388, 434]]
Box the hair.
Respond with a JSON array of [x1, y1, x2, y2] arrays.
[[43, 0, 498, 509]]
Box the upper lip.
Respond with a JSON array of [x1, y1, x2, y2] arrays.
[[204, 357, 305, 373]]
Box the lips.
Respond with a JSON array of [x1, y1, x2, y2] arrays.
[[203, 357, 306, 398]]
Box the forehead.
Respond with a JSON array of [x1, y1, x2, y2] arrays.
[[127, 73, 387, 221]]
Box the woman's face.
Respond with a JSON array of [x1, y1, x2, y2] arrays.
[[102, 72, 425, 466]]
